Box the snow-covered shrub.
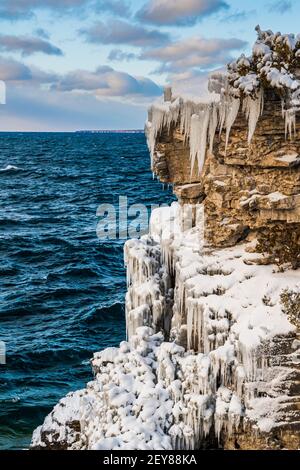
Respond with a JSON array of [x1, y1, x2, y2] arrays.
[[227, 25, 300, 111], [280, 288, 300, 327]]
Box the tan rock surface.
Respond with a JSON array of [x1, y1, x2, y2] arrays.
[[151, 90, 300, 251]]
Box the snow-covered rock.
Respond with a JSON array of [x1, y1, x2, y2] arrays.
[[31, 205, 300, 450]]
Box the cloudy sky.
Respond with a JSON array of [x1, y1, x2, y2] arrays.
[[0, 0, 299, 131]]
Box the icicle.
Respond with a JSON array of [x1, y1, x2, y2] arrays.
[[187, 299, 203, 351], [180, 101, 194, 141], [126, 304, 151, 338], [225, 98, 240, 152], [189, 107, 210, 176], [239, 346, 267, 385], [177, 280, 185, 316], [218, 101, 227, 137], [208, 103, 218, 153], [261, 88, 264, 115], [124, 238, 172, 339], [145, 121, 155, 169], [227, 394, 242, 437], [184, 394, 212, 447], [242, 88, 264, 144], [189, 115, 200, 176], [161, 238, 175, 276], [214, 386, 233, 441], [187, 300, 220, 354], [281, 99, 285, 119], [234, 365, 246, 398], [145, 99, 181, 169], [281, 92, 296, 141], [284, 108, 296, 140]]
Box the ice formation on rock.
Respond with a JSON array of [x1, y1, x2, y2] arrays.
[[284, 108, 296, 140], [31, 204, 299, 450], [32, 328, 176, 450], [242, 89, 264, 144], [146, 87, 267, 174], [145, 99, 181, 168], [124, 235, 173, 340], [225, 98, 240, 151], [190, 110, 209, 175], [146, 26, 300, 177]]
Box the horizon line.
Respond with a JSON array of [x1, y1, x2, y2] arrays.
[[0, 129, 145, 134]]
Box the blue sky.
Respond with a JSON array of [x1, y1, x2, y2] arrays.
[[0, 0, 299, 131]]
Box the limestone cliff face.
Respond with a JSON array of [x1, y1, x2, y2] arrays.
[[151, 89, 300, 249]]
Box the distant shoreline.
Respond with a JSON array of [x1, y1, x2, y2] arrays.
[[0, 130, 145, 134], [75, 129, 145, 134]]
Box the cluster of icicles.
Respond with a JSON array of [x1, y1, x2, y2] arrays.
[[123, 239, 245, 448], [126, 253, 245, 450], [124, 238, 173, 339], [123, 214, 243, 448], [146, 86, 295, 176], [164, 348, 245, 448]]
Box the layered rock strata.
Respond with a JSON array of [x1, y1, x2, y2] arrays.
[[149, 90, 300, 249]]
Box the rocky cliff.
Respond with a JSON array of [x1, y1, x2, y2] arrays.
[[31, 27, 300, 450], [150, 89, 300, 251]]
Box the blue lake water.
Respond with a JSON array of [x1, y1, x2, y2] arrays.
[[0, 132, 175, 450]]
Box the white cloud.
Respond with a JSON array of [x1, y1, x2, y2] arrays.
[[0, 0, 130, 20], [81, 19, 170, 47], [52, 65, 162, 98], [0, 57, 162, 130], [142, 36, 247, 72], [168, 69, 214, 97], [0, 57, 32, 81], [0, 55, 161, 100], [136, 0, 229, 26], [267, 0, 292, 14], [0, 34, 63, 56], [108, 49, 137, 62]]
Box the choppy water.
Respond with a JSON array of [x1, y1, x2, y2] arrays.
[[0, 132, 174, 450]]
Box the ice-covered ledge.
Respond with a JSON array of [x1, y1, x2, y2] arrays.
[[31, 204, 300, 450]]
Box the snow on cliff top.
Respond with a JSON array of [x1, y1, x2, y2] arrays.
[[227, 25, 300, 108]]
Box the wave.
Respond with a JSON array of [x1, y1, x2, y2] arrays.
[[8, 347, 94, 369], [79, 301, 125, 325], [0, 266, 19, 276], [0, 132, 170, 450], [45, 266, 100, 281], [0, 165, 22, 172]]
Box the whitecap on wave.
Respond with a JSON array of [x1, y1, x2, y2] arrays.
[[0, 165, 21, 172]]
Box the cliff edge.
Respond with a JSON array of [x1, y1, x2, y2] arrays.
[[31, 27, 300, 450]]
